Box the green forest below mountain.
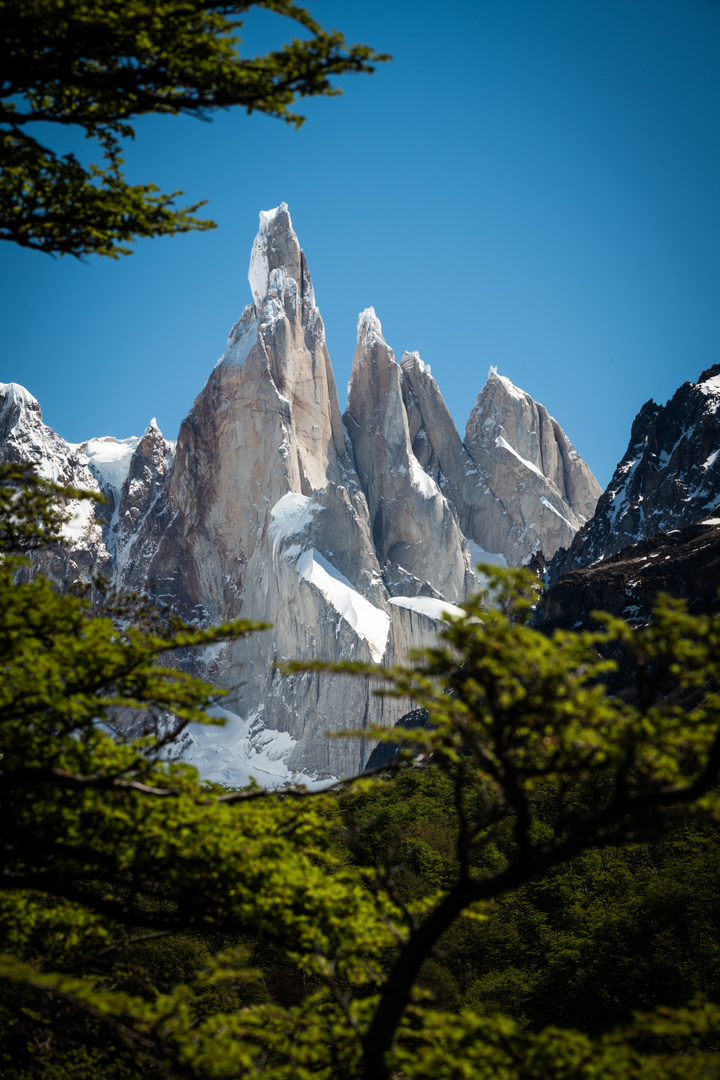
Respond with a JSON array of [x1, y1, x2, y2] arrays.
[[5, 769, 720, 1078], [2, 465, 720, 1080]]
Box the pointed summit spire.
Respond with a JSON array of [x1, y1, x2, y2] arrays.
[[248, 203, 300, 302], [247, 203, 316, 319], [356, 306, 384, 347]]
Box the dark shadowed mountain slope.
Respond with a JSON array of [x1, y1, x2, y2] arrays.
[[550, 366, 720, 581]]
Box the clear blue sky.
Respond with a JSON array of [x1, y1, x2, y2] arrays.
[[2, 0, 720, 488]]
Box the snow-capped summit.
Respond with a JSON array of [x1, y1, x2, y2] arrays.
[[247, 202, 316, 317], [485, 364, 527, 401], [462, 365, 602, 562], [0, 380, 39, 419], [1, 381, 67, 483], [0, 381, 111, 578], [356, 306, 384, 348]]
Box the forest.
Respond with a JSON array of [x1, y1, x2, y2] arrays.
[[2, 464, 720, 1079]]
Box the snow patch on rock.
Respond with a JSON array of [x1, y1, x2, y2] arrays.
[[248, 203, 288, 303], [467, 540, 508, 572], [221, 317, 260, 368], [357, 306, 384, 346], [409, 453, 439, 498], [297, 548, 389, 662], [540, 496, 575, 527], [495, 435, 545, 478], [388, 595, 464, 621], [62, 498, 97, 544], [72, 435, 141, 493], [183, 705, 327, 789], [269, 492, 323, 551]]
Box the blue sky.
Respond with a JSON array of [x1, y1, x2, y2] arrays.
[[2, 0, 720, 488]]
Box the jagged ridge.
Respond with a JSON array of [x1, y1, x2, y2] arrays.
[[0, 206, 602, 785]]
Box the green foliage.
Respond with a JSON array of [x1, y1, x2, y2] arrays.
[[2, 469, 720, 1079], [0, 0, 389, 257], [287, 566, 720, 1077], [337, 772, 720, 1034]]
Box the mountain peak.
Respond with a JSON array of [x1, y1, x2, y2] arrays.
[[0, 381, 41, 418], [247, 203, 317, 325], [357, 306, 384, 347], [400, 351, 432, 379], [485, 365, 527, 402], [248, 202, 301, 304], [697, 363, 720, 386]]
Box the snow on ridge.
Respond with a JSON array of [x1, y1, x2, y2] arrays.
[[296, 547, 390, 662], [401, 351, 432, 378], [409, 452, 439, 498], [248, 202, 291, 304], [260, 203, 288, 227], [357, 306, 384, 346], [70, 435, 140, 493], [389, 595, 464, 621], [269, 492, 323, 553], [698, 373, 720, 396], [494, 435, 545, 479]]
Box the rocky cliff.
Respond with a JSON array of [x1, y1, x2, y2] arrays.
[[112, 204, 455, 781], [344, 309, 474, 601], [396, 358, 601, 566], [541, 511, 720, 633], [1, 205, 602, 785], [549, 365, 720, 582]]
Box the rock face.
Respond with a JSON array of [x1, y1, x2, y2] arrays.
[[549, 366, 720, 581], [345, 336, 601, 574], [344, 310, 474, 601], [539, 511, 720, 635], [111, 420, 175, 575], [116, 205, 450, 781], [388, 357, 601, 567], [462, 369, 602, 563], [1, 205, 602, 784]]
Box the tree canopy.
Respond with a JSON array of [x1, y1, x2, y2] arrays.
[[0, 0, 389, 257], [2, 465, 720, 1078]]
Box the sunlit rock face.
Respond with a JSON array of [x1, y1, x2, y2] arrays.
[[549, 365, 720, 582], [344, 309, 474, 603], [396, 357, 602, 567], [118, 205, 442, 781], [1, 206, 603, 785], [461, 368, 602, 564]]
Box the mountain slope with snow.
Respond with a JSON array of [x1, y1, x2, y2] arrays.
[[550, 364, 720, 580]]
